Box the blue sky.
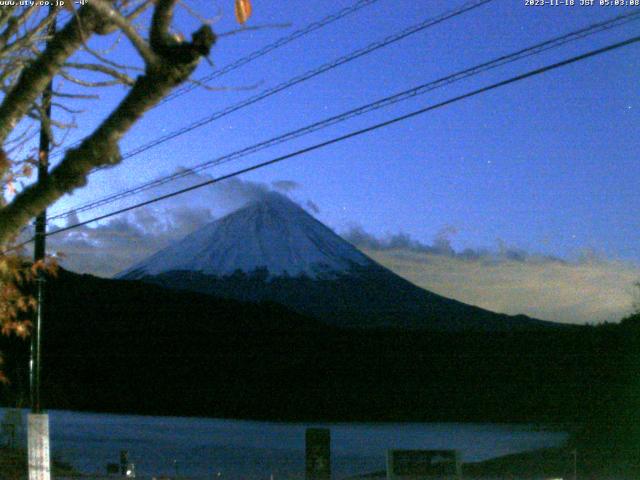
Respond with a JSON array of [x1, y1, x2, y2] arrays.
[[35, 0, 640, 322]]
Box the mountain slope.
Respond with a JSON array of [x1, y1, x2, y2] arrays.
[[119, 193, 373, 279], [118, 194, 561, 332]]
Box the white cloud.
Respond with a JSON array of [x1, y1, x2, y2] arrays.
[[47, 206, 214, 277], [352, 237, 640, 325]]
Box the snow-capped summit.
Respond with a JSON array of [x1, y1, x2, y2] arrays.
[[118, 193, 374, 279], [117, 193, 560, 331]]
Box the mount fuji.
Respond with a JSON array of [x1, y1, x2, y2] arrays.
[[117, 194, 559, 331], [119, 193, 373, 280]]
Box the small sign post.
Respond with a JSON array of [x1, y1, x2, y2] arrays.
[[27, 414, 51, 480]]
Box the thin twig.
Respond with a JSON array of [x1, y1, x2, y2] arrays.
[[52, 90, 100, 100], [60, 70, 127, 88], [82, 42, 143, 71], [89, 0, 158, 65], [52, 102, 84, 114], [177, 0, 215, 26], [64, 61, 137, 84]]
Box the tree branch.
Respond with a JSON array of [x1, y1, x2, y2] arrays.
[[1, 8, 57, 57], [0, 5, 103, 146], [64, 61, 136, 85], [60, 69, 131, 87], [81, 41, 142, 71], [51, 102, 84, 114], [0, 6, 37, 51], [150, 0, 178, 53], [0, 23, 216, 243], [89, 0, 158, 65], [124, 0, 153, 22], [0, 6, 18, 28], [52, 90, 99, 100]]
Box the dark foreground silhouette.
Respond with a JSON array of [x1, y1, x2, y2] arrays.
[[1, 269, 638, 476]]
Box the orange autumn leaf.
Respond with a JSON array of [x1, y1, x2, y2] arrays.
[[31, 258, 47, 276], [234, 0, 252, 25], [16, 297, 28, 312], [14, 321, 30, 339]]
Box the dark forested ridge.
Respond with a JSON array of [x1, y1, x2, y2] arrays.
[[1, 269, 638, 431], [128, 266, 561, 332]]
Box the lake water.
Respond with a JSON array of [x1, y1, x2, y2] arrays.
[[6, 409, 568, 479]]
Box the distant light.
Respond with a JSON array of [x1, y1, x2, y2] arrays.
[[125, 463, 136, 478]]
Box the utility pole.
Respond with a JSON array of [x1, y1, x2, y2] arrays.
[[30, 58, 52, 416], [28, 8, 56, 480]]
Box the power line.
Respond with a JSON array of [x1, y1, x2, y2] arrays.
[[30, 34, 638, 246], [48, 10, 640, 221], [47, 0, 494, 218], [80, 0, 495, 171], [162, 0, 384, 104], [51, 10, 639, 219], [49, 0, 384, 160]]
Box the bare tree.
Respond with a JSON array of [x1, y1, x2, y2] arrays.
[[0, 0, 252, 342]]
